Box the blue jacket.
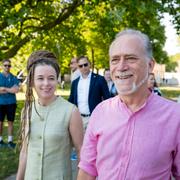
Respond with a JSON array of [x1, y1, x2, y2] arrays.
[[68, 72, 110, 114]]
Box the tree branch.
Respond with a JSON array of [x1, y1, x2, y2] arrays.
[[2, 36, 31, 60]]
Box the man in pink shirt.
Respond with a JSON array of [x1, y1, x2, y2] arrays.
[[77, 29, 180, 180]]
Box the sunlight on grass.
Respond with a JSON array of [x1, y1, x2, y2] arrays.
[[4, 122, 8, 127], [160, 86, 180, 91], [17, 89, 70, 100]]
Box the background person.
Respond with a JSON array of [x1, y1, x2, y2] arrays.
[[0, 59, 19, 148], [148, 72, 162, 96], [69, 56, 110, 179], [77, 29, 180, 180], [70, 57, 81, 82], [69, 55, 110, 131], [16, 50, 83, 180], [104, 68, 117, 97]]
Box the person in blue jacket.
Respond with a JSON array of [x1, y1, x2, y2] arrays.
[[69, 56, 110, 131]]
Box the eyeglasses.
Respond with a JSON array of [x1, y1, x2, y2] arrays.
[[4, 64, 11, 67], [78, 63, 88, 68]]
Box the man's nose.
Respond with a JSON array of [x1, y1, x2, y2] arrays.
[[117, 59, 128, 71]]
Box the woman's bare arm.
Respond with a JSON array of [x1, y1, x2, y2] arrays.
[[69, 107, 83, 161]]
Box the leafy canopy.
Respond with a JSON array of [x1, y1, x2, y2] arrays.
[[0, 0, 179, 74]]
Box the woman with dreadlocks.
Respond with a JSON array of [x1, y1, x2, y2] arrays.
[[16, 50, 83, 180]]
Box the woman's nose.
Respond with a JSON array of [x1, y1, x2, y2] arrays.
[[43, 79, 49, 85]]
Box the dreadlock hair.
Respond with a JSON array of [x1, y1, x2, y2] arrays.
[[19, 50, 60, 150]]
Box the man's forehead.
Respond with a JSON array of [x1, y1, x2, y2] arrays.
[[110, 35, 145, 56], [71, 58, 77, 63], [114, 35, 143, 47], [78, 58, 88, 63], [105, 70, 110, 74], [3, 61, 11, 64]]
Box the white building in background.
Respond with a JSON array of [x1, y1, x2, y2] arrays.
[[164, 72, 179, 85], [153, 63, 165, 84], [153, 61, 180, 86]]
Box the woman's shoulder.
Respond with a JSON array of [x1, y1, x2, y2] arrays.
[[57, 96, 75, 109]]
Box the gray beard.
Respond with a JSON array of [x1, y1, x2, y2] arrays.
[[114, 72, 149, 95]]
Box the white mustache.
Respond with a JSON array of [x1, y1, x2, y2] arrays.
[[114, 71, 149, 95], [115, 71, 133, 78], [115, 71, 132, 76]]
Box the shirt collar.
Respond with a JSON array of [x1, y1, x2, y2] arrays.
[[80, 71, 92, 80], [118, 92, 155, 115]]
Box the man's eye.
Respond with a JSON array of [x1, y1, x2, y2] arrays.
[[111, 58, 119, 64], [126, 57, 138, 62]]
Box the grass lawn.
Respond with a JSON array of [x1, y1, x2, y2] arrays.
[[0, 86, 180, 179], [0, 100, 23, 179], [160, 86, 180, 101]]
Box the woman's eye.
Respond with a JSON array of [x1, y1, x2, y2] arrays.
[[49, 77, 56, 80]]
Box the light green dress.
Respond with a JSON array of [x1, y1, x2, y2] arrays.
[[25, 96, 75, 180]]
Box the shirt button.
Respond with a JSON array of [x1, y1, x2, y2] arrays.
[[38, 135, 42, 139], [38, 153, 41, 157]]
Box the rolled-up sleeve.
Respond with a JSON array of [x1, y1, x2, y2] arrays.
[[78, 110, 99, 177]]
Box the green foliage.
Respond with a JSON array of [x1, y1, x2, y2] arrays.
[[166, 61, 178, 72], [161, 88, 180, 100], [170, 53, 180, 62], [0, 0, 179, 75], [166, 53, 180, 72], [159, 0, 180, 34]]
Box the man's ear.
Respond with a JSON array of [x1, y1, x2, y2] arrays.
[[148, 58, 155, 73]]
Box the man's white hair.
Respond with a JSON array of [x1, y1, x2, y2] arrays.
[[109, 29, 153, 61]]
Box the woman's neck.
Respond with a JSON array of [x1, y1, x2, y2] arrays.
[[38, 95, 57, 106]]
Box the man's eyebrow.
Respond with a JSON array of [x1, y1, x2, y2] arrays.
[[111, 54, 138, 58], [111, 55, 119, 58], [36, 75, 56, 77], [125, 54, 138, 57]]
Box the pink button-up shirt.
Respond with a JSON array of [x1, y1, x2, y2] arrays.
[[79, 93, 180, 180]]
